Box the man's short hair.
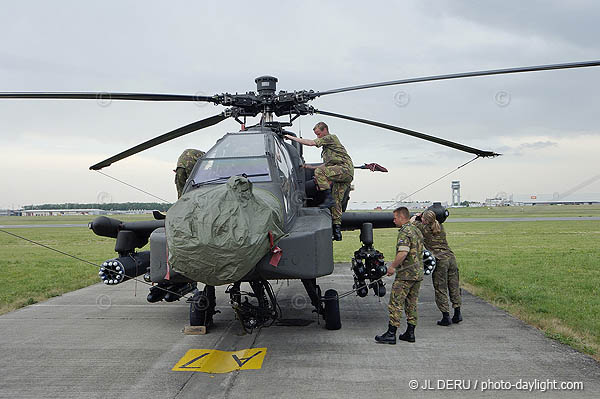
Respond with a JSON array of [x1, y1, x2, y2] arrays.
[[313, 122, 328, 132], [394, 207, 410, 219]]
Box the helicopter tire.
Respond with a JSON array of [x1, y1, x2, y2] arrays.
[[189, 289, 212, 327], [323, 289, 341, 330]]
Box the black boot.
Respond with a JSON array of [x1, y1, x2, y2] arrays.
[[437, 312, 451, 326], [319, 189, 336, 209], [375, 324, 397, 344], [333, 224, 342, 241], [147, 284, 168, 303], [452, 307, 462, 323], [398, 323, 416, 343]]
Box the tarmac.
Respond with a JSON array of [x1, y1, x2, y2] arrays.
[[1, 263, 599, 398]]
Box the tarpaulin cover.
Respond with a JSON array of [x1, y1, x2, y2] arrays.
[[165, 176, 284, 286]]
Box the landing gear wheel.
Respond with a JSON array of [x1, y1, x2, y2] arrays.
[[371, 280, 386, 297], [323, 289, 341, 330], [189, 285, 215, 327], [189, 291, 208, 326]]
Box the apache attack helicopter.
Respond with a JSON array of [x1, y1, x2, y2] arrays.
[[2, 60, 599, 333]]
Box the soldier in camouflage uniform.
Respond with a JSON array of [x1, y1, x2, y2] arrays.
[[284, 122, 353, 241], [412, 210, 462, 325], [375, 207, 424, 344], [175, 149, 205, 198]]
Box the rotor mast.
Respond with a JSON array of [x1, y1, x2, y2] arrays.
[[255, 75, 277, 123]]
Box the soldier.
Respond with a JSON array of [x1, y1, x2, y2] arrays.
[[375, 206, 424, 344], [175, 149, 205, 198], [411, 210, 462, 325], [284, 122, 353, 241]]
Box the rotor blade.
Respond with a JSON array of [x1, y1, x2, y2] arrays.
[[0, 92, 215, 102], [314, 109, 499, 157], [316, 60, 600, 97], [90, 113, 228, 170]]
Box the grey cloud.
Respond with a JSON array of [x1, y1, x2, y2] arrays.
[[519, 141, 558, 150], [0, 0, 598, 206], [497, 140, 559, 157], [426, 1, 600, 50]]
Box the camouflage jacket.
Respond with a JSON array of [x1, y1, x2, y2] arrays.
[[176, 149, 205, 175], [414, 221, 454, 260], [314, 134, 354, 172], [395, 222, 424, 281], [175, 149, 205, 198]]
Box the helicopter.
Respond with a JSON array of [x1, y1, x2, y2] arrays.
[[2, 60, 599, 333]]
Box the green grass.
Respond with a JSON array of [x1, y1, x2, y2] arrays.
[[0, 214, 157, 313], [0, 228, 117, 313], [450, 220, 600, 358], [334, 220, 600, 359]]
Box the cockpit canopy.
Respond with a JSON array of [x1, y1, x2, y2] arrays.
[[190, 132, 271, 185]]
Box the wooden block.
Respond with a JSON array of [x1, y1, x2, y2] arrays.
[[183, 325, 207, 335]]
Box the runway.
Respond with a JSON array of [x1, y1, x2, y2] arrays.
[[1, 263, 598, 398]]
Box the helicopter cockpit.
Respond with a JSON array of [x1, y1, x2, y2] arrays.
[[182, 127, 302, 227], [188, 132, 272, 186]]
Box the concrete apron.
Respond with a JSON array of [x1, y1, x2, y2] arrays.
[[1, 263, 598, 398]]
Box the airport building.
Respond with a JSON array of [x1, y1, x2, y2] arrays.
[[0, 209, 23, 216], [20, 209, 108, 216]]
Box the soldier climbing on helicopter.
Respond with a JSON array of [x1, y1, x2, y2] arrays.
[[174, 149, 205, 198], [285, 122, 353, 241]]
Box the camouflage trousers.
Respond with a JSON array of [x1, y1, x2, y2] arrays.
[[314, 165, 353, 225], [388, 279, 421, 327], [432, 255, 462, 313]]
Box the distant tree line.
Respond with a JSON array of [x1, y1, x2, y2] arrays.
[[23, 203, 173, 211]]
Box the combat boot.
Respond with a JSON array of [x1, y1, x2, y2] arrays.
[[375, 324, 397, 344], [398, 323, 416, 343], [452, 307, 463, 323], [319, 189, 336, 209], [147, 283, 168, 303], [437, 312, 451, 326], [333, 224, 342, 241]]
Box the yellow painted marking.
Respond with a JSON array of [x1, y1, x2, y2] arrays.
[[172, 348, 267, 373]]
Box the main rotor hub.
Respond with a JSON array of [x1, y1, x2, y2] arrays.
[[255, 76, 278, 96]]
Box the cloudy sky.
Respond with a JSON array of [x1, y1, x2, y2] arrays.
[[1, 0, 599, 208]]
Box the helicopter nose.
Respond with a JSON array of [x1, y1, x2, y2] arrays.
[[165, 176, 284, 286]]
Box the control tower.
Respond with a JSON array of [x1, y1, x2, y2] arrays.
[[452, 181, 461, 206]]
